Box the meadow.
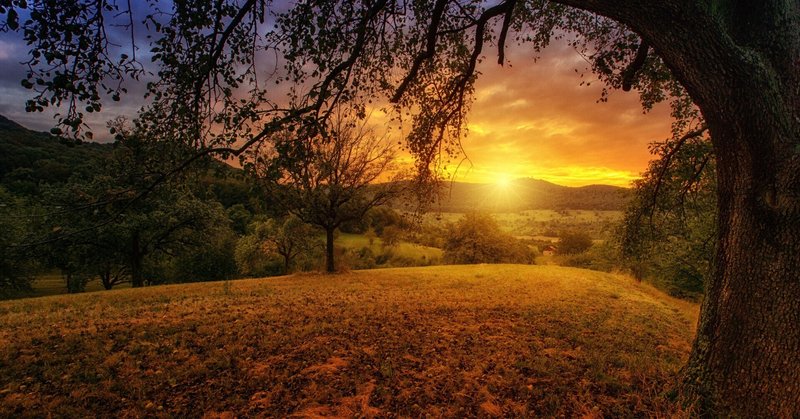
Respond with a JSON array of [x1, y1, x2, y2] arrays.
[[422, 210, 622, 241], [337, 233, 443, 265], [1, 265, 698, 417]]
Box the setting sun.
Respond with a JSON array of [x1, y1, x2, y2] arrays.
[[494, 173, 513, 189]]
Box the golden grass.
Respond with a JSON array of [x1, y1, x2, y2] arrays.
[[0, 265, 698, 417]]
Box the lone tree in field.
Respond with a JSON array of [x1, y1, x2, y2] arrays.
[[253, 118, 402, 273], [3, 0, 799, 414]]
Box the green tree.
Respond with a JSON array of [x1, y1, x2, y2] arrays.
[[5, 0, 800, 413], [0, 187, 38, 295], [169, 227, 238, 283], [557, 231, 593, 255], [235, 216, 320, 275], [621, 132, 715, 299], [444, 212, 532, 265], [265, 215, 321, 273], [380, 225, 402, 249]]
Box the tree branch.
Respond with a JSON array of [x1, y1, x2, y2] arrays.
[[497, 0, 516, 65], [390, 0, 449, 103], [621, 40, 648, 91]]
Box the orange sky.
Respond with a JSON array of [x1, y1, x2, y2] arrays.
[[414, 41, 673, 188], [1, 33, 673, 188]]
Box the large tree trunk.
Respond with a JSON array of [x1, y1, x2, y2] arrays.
[[324, 227, 335, 273], [551, 1, 800, 415], [650, 6, 800, 414], [682, 121, 800, 415]]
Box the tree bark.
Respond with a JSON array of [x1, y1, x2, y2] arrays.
[[682, 125, 800, 416], [549, 0, 800, 415], [100, 268, 112, 290], [325, 227, 335, 273]]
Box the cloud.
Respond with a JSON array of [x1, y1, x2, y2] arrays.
[[0, 40, 15, 61], [0, 11, 671, 186], [452, 40, 671, 186]]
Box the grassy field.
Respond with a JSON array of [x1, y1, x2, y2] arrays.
[[422, 210, 622, 241], [338, 233, 444, 264], [0, 265, 698, 417]]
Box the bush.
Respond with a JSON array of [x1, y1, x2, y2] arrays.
[[171, 230, 238, 282], [557, 231, 593, 254], [443, 212, 533, 264], [557, 242, 618, 272]]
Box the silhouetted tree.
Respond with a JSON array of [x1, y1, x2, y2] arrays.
[[254, 118, 403, 272]]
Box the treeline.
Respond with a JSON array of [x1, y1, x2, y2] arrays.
[[0, 117, 258, 295], [0, 116, 439, 296]]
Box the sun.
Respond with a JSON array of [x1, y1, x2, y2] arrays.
[[494, 173, 513, 189]]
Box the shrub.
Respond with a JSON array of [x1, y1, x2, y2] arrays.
[[443, 212, 533, 264], [380, 225, 402, 248], [557, 231, 593, 254]]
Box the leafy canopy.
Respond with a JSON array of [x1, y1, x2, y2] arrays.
[[1, 0, 701, 182]]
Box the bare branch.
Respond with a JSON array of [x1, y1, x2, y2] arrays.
[[497, 0, 517, 65]]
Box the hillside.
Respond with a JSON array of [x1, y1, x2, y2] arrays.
[[0, 115, 113, 194], [426, 179, 631, 212], [1, 115, 629, 211], [0, 265, 698, 417]]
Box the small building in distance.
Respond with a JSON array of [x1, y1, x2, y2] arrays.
[[541, 245, 558, 257]]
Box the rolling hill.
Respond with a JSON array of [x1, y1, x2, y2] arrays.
[[1, 114, 631, 211], [0, 115, 113, 194], [0, 264, 698, 417], [420, 178, 631, 212]]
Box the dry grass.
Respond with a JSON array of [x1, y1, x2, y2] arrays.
[[0, 265, 698, 417]]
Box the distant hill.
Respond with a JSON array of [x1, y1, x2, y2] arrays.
[[415, 178, 631, 212], [0, 115, 113, 194], [0, 115, 261, 210], [1, 115, 630, 210]]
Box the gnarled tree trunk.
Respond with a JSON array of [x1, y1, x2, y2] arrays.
[[554, 0, 800, 415]]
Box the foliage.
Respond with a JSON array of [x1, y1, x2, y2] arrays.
[[234, 232, 279, 278], [0, 187, 38, 295], [380, 225, 402, 248], [443, 212, 533, 265], [226, 204, 252, 236], [235, 216, 322, 276], [340, 206, 406, 234], [253, 117, 404, 272], [557, 241, 620, 273], [168, 228, 239, 283], [557, 231, 593, 255], [620, 134, 714, 299]]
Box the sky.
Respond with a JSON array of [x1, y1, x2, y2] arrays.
[[0, 7, 673, 188]]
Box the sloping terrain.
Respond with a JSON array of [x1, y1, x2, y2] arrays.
[[427, 179, 631, 212], [0, 265, 697, 417]]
